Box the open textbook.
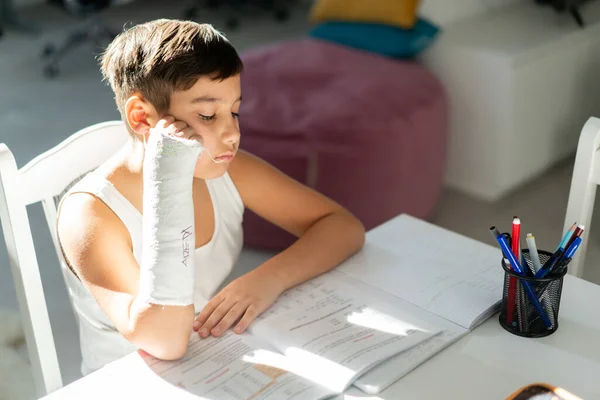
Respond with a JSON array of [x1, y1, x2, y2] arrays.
[[342, 215, 504, 394], [141, 270, 441, 399], [138, 215, 503, 399]]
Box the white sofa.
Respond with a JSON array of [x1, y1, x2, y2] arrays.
[[420, 0, 600, 201]]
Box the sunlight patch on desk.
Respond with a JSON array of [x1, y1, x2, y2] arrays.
[[138, 333, 337, 400], [345, 306, 431, 336], [243, 305, 440, 393], [243, 348, 355, 393]]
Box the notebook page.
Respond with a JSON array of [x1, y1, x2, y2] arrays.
[[338, 215, 503, 330], [346, 275, 468, 395], [352, 329, 465, 394], [137, 332, 337, 400], [249, 270, 441, 392]]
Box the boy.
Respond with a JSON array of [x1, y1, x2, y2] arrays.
[[56, 19, 365, 375]]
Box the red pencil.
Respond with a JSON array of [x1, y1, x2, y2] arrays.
[[506, 217, 520, 325], [564, 224, 585, 252]]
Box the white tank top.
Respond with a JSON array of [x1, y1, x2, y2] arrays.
[[59, 171, 244, 376]]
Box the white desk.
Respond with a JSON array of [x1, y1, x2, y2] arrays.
[[346, 274, 600, 399], [41, 217, 600, 400]]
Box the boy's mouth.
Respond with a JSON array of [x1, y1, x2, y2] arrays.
[[213, 152, 234, 163]]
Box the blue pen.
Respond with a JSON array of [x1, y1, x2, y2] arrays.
[[564, 236, 583, 259], [556, 223, 576, 251], [536, 237, 582, 278], [541, 228, 574, 271], [522, 254, 535, 276], [489, 227, 553, 329]]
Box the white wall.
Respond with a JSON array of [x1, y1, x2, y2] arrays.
[[420, 0, 525, 25]]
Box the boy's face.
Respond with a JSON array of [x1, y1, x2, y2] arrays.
[[168, 74, 242, 180]]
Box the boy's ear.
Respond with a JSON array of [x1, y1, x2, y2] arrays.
[[124, 94, 159, 143]]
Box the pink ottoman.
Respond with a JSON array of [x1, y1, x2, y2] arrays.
[[239, 39, 448, 249]]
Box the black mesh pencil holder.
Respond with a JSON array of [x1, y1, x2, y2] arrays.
[[499, 249, 569, 338]]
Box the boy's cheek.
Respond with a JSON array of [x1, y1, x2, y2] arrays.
[[193, 157, 228, 180], [194, 158, 207, 177]]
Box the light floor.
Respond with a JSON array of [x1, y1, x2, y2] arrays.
[[1, 0, 599, 387]]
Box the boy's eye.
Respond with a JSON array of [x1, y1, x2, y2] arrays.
[[232, 112, 239, 119], [198, 114, 215, 121]]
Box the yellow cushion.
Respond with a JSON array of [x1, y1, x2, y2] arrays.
[[310, 0, 422, 29]]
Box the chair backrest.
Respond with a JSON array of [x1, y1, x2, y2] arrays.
[[563, 116, 600, 278], [0, 121, 129, 397]]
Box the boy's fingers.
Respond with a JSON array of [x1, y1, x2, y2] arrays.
[[201, 300, 234, 331], [234, 305, 258, 334], [155, 116, 174, 130], [164, 121, 186, 137], [178, 127, 196, 139], [195, 296, 225, 327], [198, 300, 234, 337], [212, 303, 246, 337], [170, 121, 188, 132]]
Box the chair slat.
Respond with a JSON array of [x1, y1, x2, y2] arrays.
[[0, 144, 63, 397], [0, 121, 129, 396], [19, 121, 128, 206], [591, 148, 600, 186], [563, 116, 600, 278]]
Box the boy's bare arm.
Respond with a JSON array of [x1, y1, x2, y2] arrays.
[[58, 193, 194, 360], [194, 151, 366, 338]]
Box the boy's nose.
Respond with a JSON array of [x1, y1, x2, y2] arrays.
[[222, 122, 241, 145]]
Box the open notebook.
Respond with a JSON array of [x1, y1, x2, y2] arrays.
[[124, 215, 502, 399], [137, 270, 442, 399], [342, 214, 504, 394]]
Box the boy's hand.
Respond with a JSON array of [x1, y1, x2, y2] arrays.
[[150, 115, 199, 142], [193, 270, 286, 337]]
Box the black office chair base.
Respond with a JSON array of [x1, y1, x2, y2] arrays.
[[40, 18, 116, 78], [274, 8, 289, 21], [184, 0, 291, 31]]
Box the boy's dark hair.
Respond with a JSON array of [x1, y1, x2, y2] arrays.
[[100, 19, 243, 128]]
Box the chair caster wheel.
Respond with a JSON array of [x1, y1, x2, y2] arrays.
[[184, 7, 198, 20], [226, 18, 239, 30], [275, 9, 289, 21], [44, 64, 59, 78], [42, 44, 56, 58]]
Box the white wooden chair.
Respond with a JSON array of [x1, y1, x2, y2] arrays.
[[0, 121, 129, 397], [563, 116, 600, 278]]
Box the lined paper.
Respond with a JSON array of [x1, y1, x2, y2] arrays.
[[339, 215, 503, 330]]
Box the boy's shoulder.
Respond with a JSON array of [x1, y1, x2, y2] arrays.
[[57, 190, 131, 252]]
